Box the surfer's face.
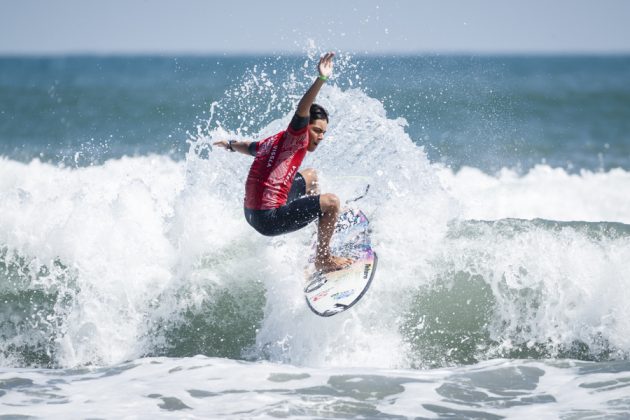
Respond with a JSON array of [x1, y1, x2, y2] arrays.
[[307, 119, 328, 152]]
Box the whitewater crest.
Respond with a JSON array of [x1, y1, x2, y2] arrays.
[[1, 54, 630, 370]]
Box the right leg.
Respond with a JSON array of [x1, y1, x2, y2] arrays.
[[299, 168, 320, 195], [315, 193, 353, 272]]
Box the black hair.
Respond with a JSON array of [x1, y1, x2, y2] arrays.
[[309, 103, 329, 123]]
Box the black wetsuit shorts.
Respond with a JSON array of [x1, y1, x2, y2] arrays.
[[244, 172, 322, 236]]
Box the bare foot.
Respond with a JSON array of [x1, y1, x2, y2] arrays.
[[315, 255, 354, 273]]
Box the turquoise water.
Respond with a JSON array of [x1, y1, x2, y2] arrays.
[[1, 54, 630, 418], [2, 55, 629, 170]]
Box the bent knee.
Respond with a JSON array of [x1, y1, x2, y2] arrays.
[[301, 168, 318, 181], [301, 167, 318, 183], [319, 193, 340, 212], [300, 168, 320, 195]]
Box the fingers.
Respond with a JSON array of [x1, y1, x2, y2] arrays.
[[318, 52, 335, 78], [322, 51, 335, 60], [213, 140, 227, 149], [319, 52, 335, 65]]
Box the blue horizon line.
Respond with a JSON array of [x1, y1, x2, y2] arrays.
[[2, 50, 630, 59]]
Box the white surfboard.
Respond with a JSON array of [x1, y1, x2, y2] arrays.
[[304, 208, 377, 317]]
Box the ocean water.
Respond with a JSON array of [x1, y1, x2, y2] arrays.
[[1, 52, 630, 418]]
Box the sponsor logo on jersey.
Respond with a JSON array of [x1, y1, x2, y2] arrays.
[[266, 144, 279, 168]]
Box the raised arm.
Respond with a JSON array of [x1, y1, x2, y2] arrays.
[[295, 52, 335, 118], [214, 52, 335, 156]]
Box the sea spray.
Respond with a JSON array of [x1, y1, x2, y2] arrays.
[[0, 156, 185, 367], [2, 55, 630, 371], [147, 140, 266, 360], [190, 62, 458, 368], [3, 52, 630, 419]]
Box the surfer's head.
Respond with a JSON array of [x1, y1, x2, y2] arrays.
[[307, 103, 328, 152]]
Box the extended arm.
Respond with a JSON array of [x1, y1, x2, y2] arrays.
[[295, 52, 335, 118], [213, 52, 335, 155], [213, 139, 256, 156]]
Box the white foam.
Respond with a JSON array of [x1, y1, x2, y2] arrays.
[[2, 76, 630, 370], [218, 85, 456, 369], [437, 164, 630, 223], [1, 357, 628, 419], [0, 156, 186, 366]]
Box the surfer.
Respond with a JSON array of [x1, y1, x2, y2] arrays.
[[214, 52, 352, 273]]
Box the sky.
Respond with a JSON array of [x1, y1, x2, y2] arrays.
[[1, 0, 629, 55]]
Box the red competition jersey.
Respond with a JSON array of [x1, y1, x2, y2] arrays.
[[244, 124, 309, 210]]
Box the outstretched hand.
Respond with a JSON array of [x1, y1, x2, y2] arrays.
[[213, 140, 229, 150], [318, 52, 335, 78]]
